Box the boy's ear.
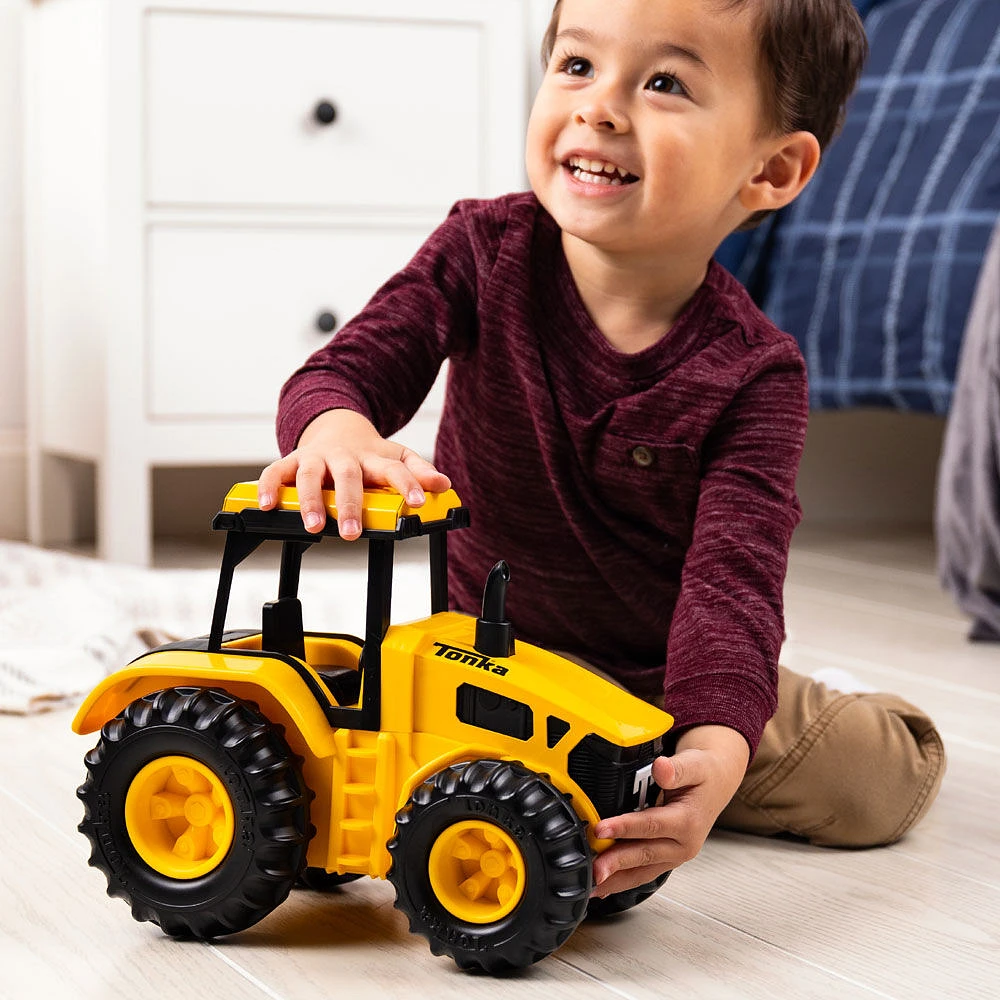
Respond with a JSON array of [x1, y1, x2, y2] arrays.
[[740, 131, 821, 214]]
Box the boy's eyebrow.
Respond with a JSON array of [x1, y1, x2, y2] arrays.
[[555, 26, 714, 76]]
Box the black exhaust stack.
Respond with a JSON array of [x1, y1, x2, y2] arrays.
[[475, 561, 516, 658]]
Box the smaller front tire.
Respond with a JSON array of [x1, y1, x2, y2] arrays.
[[388, 759, 592, 973]]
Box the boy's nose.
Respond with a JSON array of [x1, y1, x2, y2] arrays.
[[574, 102, 629, 133]]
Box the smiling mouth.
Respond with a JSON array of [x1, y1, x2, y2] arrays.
[[565, 155, 640, 186]]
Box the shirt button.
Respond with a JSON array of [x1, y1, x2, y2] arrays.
[[631, 445, 656, 468]]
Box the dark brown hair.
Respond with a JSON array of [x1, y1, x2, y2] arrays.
[[540, 0, 869, 226]]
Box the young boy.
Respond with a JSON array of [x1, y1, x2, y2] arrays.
[[258, 0, 945, 902]]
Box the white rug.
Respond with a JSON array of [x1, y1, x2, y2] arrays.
[[0, 541, 429, 715]]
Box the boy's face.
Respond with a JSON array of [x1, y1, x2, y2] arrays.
[[526, 0, 775, 261]]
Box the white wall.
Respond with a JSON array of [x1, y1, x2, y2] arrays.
[[527, 0, 552, 89], [0, 0, 27, 541], [0, 0, 946, 542]]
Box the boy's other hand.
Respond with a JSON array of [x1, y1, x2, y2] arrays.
[[590, 725, 750, 898], [257, 408, 451, 540]]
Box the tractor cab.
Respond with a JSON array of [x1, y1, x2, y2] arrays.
[[207, 481, 469, 730]]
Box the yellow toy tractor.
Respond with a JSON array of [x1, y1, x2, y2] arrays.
[[73, 483, 673, 973]]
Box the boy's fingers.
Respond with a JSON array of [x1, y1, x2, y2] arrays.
[[366, 449, 449, 508], [400, 448, 452, 491], [592, 838, 681, 886], [594, 757, 690, 840], [653, 754, 679, 790], [366, 455, 426, 508], [257, 465, 283, 509], [270, 439, 448, 536], [258, 454, 303, 508], [394, 476, 426, 509], [591, 862, 671, 899], [295, 459, 332, 534], [327, 457, 364, 539], [595, 804, 673, 841], [653, 750, 706, 791]]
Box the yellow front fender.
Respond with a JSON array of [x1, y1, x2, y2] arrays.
[[71, 648, 338, 760]]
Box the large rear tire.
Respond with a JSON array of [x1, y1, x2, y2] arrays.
[[388, 759, 592, 973], [77, 686, 312, 939]]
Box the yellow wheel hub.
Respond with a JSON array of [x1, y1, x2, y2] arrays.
[[428, 819, 526, 923], [124, 755, 235, 879]]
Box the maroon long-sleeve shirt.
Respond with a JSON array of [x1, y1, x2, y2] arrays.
[[277, 193, 808, 755]]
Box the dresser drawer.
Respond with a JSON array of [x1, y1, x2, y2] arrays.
[[146, 11, 483, 209], [146, 224, 444, 425]]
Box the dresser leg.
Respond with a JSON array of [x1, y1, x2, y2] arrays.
[[27, 451, 94, 549], [97, 460, 152, 566]]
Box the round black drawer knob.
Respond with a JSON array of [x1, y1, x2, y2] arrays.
[[314, 101, 338, 125], [316, 312, 338, 334]]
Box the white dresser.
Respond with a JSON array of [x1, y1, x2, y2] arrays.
[[24, 0, 528, 564]]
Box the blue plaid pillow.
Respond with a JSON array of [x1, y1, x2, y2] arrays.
[[758, 0, 1000, 413]]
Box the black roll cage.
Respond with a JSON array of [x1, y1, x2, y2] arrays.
[[207, 504, 470, 730]]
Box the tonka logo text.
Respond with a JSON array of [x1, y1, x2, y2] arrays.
[[432, 642, 509, 676]]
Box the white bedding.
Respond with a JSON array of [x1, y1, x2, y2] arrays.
[[0, 541, 428, 714]]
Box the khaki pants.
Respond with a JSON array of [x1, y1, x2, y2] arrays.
[[564, 658, 946, 848], [717, 665, 945, 847]]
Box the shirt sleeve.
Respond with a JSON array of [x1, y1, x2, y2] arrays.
[[276, 202, 482, 456], [661, 341, 809, 757]]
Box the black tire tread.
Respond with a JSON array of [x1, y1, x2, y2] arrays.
[[77, 686, 312, 939], [387, 759, 592, 974]]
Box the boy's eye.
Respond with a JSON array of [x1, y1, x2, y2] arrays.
[[560, 56, 593, 78], [646, 73, 686, 97]]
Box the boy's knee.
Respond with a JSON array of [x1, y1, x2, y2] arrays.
[[724, 684, 946, 848], [802, 692, 946, 847]]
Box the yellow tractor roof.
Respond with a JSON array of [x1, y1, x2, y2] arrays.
[[221, 482, 465, 534]]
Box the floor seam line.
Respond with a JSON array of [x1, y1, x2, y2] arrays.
[[549, 954, 643, 1000], [205, 944, 289, 1000], [662, 898, 901, 1000]]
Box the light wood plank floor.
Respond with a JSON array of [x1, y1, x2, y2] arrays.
[[1, 525, 997, 999]]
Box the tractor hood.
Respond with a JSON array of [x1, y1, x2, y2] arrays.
[[392, 611, 673, 750]]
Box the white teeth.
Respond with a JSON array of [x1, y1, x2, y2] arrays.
[[567, 155, 634, 181], [572, 168, 613, 185]]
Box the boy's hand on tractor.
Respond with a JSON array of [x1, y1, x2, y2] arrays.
[[590, 725, 750, 898], [257, 408, 451, 540]]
